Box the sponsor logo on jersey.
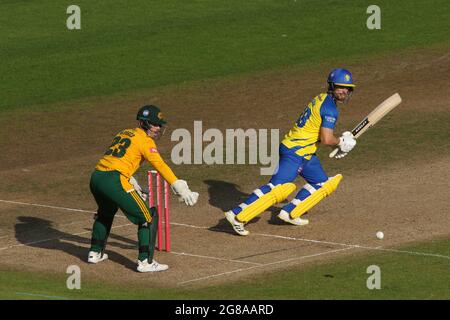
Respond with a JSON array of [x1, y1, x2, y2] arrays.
[[325, 116, 336, 123]]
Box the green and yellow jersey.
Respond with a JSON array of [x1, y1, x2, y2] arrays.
[[96, 128, 177, 190], [282, 93, 339, 160]]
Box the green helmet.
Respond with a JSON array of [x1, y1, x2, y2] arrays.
[[136, 105, 167, 128]]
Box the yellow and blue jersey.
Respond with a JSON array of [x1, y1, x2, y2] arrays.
[[281, 93, 338, 159], [230, 93, 339, 216]]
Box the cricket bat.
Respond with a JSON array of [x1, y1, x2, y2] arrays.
[[329, 93, 402, 158]]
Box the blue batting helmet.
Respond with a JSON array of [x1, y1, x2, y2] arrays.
[[327, 68, 355, 89]]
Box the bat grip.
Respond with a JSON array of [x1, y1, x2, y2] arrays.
[[329, 147, 339, 158]]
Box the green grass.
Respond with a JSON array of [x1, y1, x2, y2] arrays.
[[1, 0, 449, 111], [1, 237, 449, 299]]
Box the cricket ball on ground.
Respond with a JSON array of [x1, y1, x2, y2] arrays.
[[376, 231, 384, 240]]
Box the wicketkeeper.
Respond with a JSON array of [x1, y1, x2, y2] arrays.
[[88, 105, 199, 272], [225, 69, 357, 235]]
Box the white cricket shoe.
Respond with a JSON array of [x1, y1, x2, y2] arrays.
[[137, 259, 169, 273], [224, 210, 249, 236], [87, 251, 109, 264], [278, 210, 309, 226]]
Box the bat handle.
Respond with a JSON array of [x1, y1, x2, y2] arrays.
[[329, 147, 339, 158]]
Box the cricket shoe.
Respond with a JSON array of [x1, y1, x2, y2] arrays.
[[224, 210, 249, 236], [87, 251, 109, 264], [277, 210, 309, 226], [137, 259, 169, 273]]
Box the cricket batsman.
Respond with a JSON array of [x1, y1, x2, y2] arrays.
[[225, 69, 357, 235], [88, 105, 199, 272]]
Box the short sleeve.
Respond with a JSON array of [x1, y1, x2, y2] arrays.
[[320, 96, 339, 129], [141, 139, 161, 163], [140, 138, 178, 184]]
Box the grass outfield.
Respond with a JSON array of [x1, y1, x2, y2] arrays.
[[1, 237, 449, 300], [1, 0, 449, 111]]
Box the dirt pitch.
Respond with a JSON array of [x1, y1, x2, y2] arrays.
[[1, 48, 449, 289]]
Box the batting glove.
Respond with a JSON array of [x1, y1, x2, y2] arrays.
[[338, 131, 356, 153]]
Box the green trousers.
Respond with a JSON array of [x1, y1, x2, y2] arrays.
[[89, 170, 158, 262]]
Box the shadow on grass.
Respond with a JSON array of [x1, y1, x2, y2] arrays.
[[14, 216, 136, 271]]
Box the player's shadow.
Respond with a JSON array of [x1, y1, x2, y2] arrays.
[[204, 180, 282, 234], [14, 216, 137, 271], [267, 200, 291, 226]]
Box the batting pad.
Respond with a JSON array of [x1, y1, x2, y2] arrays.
[[236, 183, 296, 223], [290, 174, 343, 219]]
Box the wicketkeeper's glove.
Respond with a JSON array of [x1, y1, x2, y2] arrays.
[[171, 180, 199, 206]]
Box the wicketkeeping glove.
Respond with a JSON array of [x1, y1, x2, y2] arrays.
[[130, 175, 148, 201], [171, 180, 199, 206]]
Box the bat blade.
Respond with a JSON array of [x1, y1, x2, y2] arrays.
[[329, 93, 402, 158]]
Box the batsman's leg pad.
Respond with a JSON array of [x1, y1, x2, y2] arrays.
[[236, 183, 296, 223], [231, 183, 274, 215], [281, 182, 321, 214], [290, 174, 343, 219]]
